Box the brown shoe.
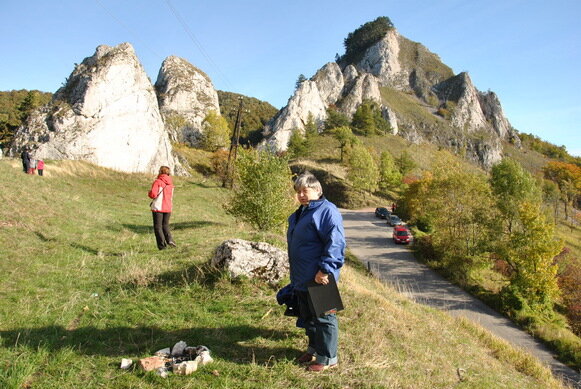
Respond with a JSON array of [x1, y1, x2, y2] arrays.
[[296, 353, 315, 364], [306, 362, 337, 372]]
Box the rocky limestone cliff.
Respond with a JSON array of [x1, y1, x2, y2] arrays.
[[10, 43, 179, 174], [262, 80, 327, 151], [262, 26, 518, 168], [155, 56, 220, 145]]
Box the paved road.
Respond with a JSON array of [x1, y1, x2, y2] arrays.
[[341, 208, 580, 388]]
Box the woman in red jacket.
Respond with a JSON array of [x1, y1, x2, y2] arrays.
[[148, 166, 176, 250]]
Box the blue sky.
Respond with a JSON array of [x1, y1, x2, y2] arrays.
[[1, 0, 579, 155]]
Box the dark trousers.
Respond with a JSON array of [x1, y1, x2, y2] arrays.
[[22, 161, 29, 173], [38, 169, 43, 176], [297, 291, 339, 365], [152, 212, 173, 250]]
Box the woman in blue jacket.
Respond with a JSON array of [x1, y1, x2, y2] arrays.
[[287, 171, 345, 372]]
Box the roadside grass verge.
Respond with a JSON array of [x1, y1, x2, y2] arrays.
[[0, 159, 567, 388]]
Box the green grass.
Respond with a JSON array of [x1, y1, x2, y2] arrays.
[[0, 158, 567, 388]]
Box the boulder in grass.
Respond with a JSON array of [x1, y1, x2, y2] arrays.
[[211, 239, 289, 285], [139, 356, 167, 371]]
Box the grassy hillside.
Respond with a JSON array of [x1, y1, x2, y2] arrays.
[[0, 158, 566, 388]]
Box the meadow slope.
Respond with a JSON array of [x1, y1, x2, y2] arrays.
[[0, 159, 565, 388]]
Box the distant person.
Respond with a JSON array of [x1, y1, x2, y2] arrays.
[[20, 149, 30, 173], [29, 158, 37, 175], [287, 171, 345, 372], [391, 202, 396, 213], [148, 166, 176, 250], [37, 159, 45, 176]]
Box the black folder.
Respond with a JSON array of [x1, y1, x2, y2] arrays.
[[306, 273, 344, 316]]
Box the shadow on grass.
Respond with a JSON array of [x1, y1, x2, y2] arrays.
[[70, 243, 124, 257], [119, 221, 220, 234], [34, 231, 57, 242], [117, 261, 227, 290], [0, 324, 299, 364]]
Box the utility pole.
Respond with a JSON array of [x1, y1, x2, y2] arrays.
[[224, 96, 244, 188]]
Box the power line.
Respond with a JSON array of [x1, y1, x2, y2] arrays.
[[93, 0, 163, 59], [163, 0, 233, 91]]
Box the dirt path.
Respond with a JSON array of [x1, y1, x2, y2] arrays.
[[341, 208, 580, 388]]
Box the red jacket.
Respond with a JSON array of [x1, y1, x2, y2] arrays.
[[148, 174, 174, 213]]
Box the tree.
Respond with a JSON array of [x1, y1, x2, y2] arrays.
[[543, 161, 581, 220], [201, 110, 230, 151], [287, 130, 308, 159], [400, 156, 497, 282], [490, 158, 541, 234], [304, 112, 318, 155], [341, 17, 395, 65], [17, 90, 43, 122], [347, 144, 379, 194], [324, 106, 350, 132], [164, 114, 188, 143], [331, 126, 356, 162], [501, 202, 562, 316], [226, 149, 295, 231], [295, 74, 307, 89], [351, 102, 376, 136], [395, 150, 416, 176], [378, 151, 402, 192]]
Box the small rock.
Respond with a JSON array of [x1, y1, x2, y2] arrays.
[[156, 367, 169, 378], [173, 360, 198, 375], [120, 358, 133, 369], [154, 347, 171, 357], [171, 341, 187, 356], [139, 356, 167, 371], [198, 351, 213, 365]]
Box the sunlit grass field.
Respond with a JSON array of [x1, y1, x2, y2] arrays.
[[0, 158, 565, 388]]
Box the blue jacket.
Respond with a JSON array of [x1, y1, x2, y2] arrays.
[[287, 197, 345, 291]]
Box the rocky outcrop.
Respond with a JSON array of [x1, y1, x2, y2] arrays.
[[262, 80, 327, 151], [478, 90, 519, 145], [10, 43, 178, 174], [339, 73, 382, 115], [434, 73, 488, 132], [211, 239, 289, 285], [155, 56, 220, 145], [312, 62, 344, 106], [261, 23, 517, 168], [357, 29, 404, 87]]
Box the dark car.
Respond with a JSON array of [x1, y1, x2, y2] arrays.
[[393, 226, 411, 244], [375, 207, 390, 219], [387, 214, 403, 226]]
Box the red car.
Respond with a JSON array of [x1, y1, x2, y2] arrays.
[[392, 226, 411, 244]]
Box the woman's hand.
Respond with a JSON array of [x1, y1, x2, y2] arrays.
[[314, 270, 329, 285]]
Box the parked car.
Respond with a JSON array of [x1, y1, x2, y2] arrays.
[[387, 214, 403, 226], [393, 226, 411, 244], [375, 207, 390, 219]]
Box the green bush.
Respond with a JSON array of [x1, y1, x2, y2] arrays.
[[226, 149, 295, 231]]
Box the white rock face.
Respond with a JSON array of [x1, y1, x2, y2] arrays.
[[342, 65, 359, 85], [449, 74, 488, 132], [358, 29, 403, 86], [312, 62, 344, 106], [478, 91, 512, 139], [339, 74, 382, 116], [10, 43, 178, 174], [262, 80, 327, 151], [155, 56, 220, 145], [382, 106, 398, 135]]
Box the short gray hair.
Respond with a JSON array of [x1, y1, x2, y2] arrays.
[[293, 171, 323, 196]]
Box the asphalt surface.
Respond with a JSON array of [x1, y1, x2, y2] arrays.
[[341, 208, 581, 388]]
